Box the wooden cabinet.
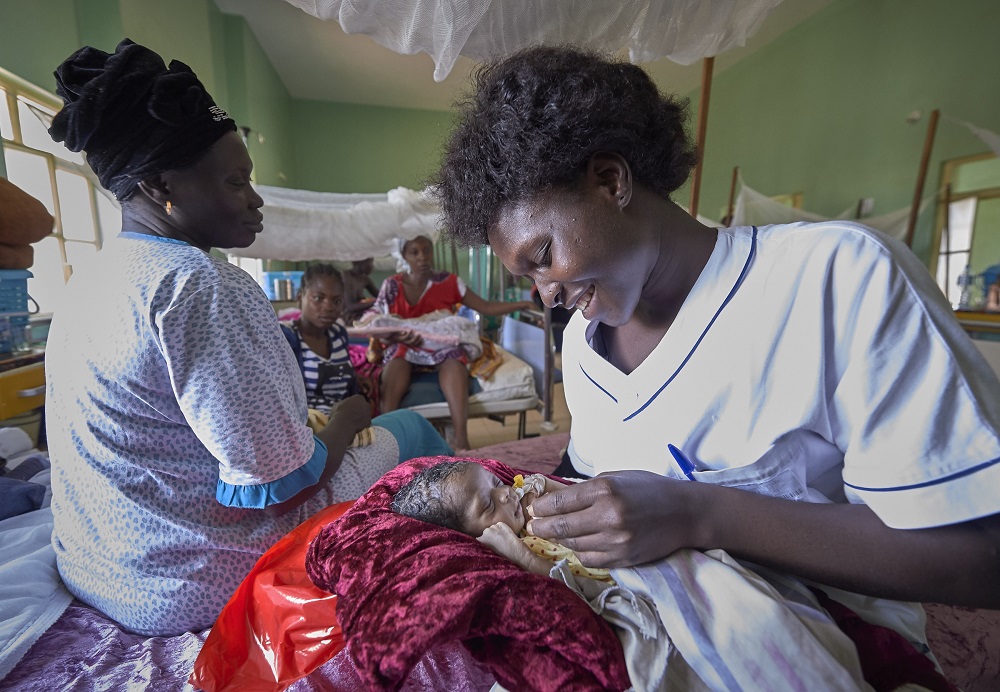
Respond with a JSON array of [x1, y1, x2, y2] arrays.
[[955, 310, 1000, 339], [0, 352, 44, 421]]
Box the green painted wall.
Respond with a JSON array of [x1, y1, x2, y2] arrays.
[[290, 100, 453, 193], [207, 2, 231, 110], [74, 0, 125, 56], [219, 15, 248, 130], [234, 22, 296, 188], [954, 157, 1000, 195], [214, 15, 296, 189], [118, 0, 219, 94], [0, 0, 81, 92], [688, 0, 1000, 263]]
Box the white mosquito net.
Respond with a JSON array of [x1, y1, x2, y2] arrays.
[[283, 0, 786, 81], [224, 185, 442, 261], [731, 173, 934, 242]]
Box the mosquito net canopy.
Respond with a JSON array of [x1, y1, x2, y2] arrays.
[[282, 0, 786, 81], [731, 173, 933, 242], [223, 185, 441, 262]]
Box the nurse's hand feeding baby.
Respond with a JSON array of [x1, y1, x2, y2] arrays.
[[524, 470, 701, 569], [524, 445, 702, 568]]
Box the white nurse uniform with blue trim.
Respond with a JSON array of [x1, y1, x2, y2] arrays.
[[562, 221, 1000, 644]]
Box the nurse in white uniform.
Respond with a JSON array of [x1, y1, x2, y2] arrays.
[[430, 44, 1000, 647]]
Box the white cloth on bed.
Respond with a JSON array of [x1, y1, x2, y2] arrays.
[[563, 221, 1000, 651], [608, 549, 868, 691], [351, 311, 484, 360], [0, 427, 33, 462], [44, 232, 403, 636], [0, 501, 72, 680], [493, 549, 868, 692]]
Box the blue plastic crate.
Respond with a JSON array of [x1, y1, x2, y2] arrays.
[[260, 270, 305, 301], [0, 269, 32, 321], [0, 270, 32, 354]]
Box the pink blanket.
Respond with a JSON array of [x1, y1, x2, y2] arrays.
[[306, 456, 631, 692]]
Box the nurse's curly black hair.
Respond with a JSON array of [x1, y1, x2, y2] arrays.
[[391, 461, 475, 534], [431, 45, 698, 248]]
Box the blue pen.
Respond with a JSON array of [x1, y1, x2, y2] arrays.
[[667, 444, 697, 481]]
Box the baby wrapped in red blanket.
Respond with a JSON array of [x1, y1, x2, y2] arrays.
[[391, 461, 615, 584], [306, 456, 631, 692]]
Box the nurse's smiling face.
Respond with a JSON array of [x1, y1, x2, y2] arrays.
[[488, 156, 657, 328]]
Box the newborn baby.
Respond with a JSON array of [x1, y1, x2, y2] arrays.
[[391, 461, 612, 582]]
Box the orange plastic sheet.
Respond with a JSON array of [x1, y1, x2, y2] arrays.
[[189, 502, 353, 691]]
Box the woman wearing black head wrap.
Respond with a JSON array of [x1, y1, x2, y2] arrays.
[[44, 39, 452, 636], [49, 38, 238, 203]]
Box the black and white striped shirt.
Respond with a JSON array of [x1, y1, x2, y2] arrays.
[[297, 323, 356, 414]]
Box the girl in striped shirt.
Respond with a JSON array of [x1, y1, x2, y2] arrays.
[[281, 264, 358, 414]]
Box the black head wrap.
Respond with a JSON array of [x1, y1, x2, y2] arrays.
[[48, 38, 236, 201]]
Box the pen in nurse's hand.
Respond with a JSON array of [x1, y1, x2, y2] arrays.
[[667, 443, 697, 482]]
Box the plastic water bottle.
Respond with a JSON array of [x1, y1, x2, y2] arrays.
[[957, 265, 973, 310]]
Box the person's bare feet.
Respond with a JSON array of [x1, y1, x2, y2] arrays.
[[442, 422, 471, 453]]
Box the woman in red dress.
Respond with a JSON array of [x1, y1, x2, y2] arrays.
[[368, 235, 534, 450]]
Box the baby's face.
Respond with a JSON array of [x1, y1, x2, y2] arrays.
[[449, 464, 527, 537]]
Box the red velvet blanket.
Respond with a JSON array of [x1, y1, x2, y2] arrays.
[[306, 456, 631, 692]]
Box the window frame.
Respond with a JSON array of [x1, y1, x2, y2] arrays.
[[930, 151, 1000, 307], [1, 66, 108, 315]]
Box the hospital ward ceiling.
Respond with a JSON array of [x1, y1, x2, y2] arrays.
[[213, 0, 837, 112]]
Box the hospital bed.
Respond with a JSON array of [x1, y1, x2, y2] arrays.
[[399, 343, 540, 440], [2, 432, 999, 690], [394, 309, 560, 441]]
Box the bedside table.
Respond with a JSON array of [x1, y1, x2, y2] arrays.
[[0, 349, 45, 421]]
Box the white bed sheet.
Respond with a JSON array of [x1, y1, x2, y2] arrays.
[[405, 347, 540, 424], [470, 346, 537, 403], [0, 464, 73, 679]]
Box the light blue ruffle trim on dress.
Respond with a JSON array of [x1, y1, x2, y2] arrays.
[[216, 437, 328, 508]]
